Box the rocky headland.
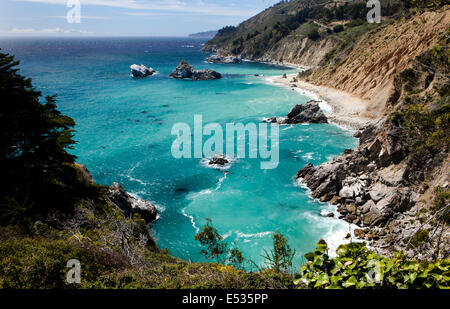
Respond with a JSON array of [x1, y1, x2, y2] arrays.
[[76, 163, 158, 224]]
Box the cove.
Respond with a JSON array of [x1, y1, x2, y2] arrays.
[[0, 37, 358, 267]]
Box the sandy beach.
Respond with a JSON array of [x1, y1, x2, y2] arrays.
[[273, 73, 376, 130]]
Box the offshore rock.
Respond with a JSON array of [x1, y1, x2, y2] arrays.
[[130, 64, 156, 78], [170, 60, 221, 80], [209, 154, 229, 166]]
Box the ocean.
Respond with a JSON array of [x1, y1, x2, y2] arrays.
[[0, 37, 358, 267]]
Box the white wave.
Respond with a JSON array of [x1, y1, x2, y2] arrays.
[[264, 76, 277, 84], [126, 175, 150, 186], [129, 192, 165, 216], [181, 208, 200, 233], [215, 172, 228, 190], [186, 189, 213, 200], [293, 88, 333, 114], [222, 230, 233, 240], [302, 211, 358, 257], [281, 124, 294, 131], [294, 178, 312, 195], [237, 231, 272, 238], [302, 152, 315, 160]]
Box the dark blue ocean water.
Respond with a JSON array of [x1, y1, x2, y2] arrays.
[[0, 37, 358, 266]]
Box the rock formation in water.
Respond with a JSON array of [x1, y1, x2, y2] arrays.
[[130, 64, 156, 78], [209, 154, 229, 166], [265, 100, 328, 124], [170, 60, 221, 80]]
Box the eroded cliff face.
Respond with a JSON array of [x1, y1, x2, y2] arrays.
[[208, 6, 449, 119], [263, 36, 337, 68], [306, 8, 450, 119]]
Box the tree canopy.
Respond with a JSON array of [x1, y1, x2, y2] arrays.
[[0, 51, 85, 224]]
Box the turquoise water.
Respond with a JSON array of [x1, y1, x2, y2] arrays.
[[1, 38, 358, 267]]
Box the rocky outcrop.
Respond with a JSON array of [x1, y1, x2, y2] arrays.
[[169, 60, 221, 80], [285, 101, 328, 124], [207, 55, 242, 64], [209, 154, 229, 166], [265, 100, 328, 124], [108, 182, 157, 223], [130, 64, 155, 78], [295, 119, 434, 255]]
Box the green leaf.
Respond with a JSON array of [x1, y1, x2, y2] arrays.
[[342, 276, 357, 288], [304, 252, 315, 261], [314, 273, 330, 287]]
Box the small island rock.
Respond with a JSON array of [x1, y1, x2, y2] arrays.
[[209, 154, 229, 166], [130, 64, 155, 78], [170, 60, 221, 80]]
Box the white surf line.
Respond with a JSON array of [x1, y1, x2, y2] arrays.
[[215, 172, 229, 190], [181, 207, 200, 233], [183, 171, 229, 233]]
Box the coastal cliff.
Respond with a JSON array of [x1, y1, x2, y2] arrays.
[[205, 1, 450, 260]]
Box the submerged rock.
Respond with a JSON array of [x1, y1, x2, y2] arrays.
[[207, 55, 242, 64], [108, 182, 157, 223], [130, 64, 155, 78], [170, 60, 221, 80]]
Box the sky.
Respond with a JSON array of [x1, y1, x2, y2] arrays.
[[0, 0, 280, 37]]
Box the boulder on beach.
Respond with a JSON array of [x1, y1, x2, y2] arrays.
[[130, 64, 156, 78], [209, 154, 229, 166], [207, 55, 242, 64], [170, 60, 221, 80]]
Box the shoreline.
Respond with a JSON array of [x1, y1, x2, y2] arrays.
[[271, 73, 376, 130], [258, 61, 377, 250], [233, 57, 377, 130]]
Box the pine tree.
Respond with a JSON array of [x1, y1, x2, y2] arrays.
[[0, 51, 82, 224]]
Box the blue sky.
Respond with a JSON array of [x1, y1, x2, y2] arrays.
[[0, 0, 280, 36]]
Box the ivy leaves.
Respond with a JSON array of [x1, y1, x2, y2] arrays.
[[295, 240, 450, 289]]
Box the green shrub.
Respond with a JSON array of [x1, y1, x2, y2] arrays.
[[261, 231, 296, 274], [307, 29, 320, 41], [409, 229, 430, 248], [295, 241, 450, 289], [333, 24, 344, 33]]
